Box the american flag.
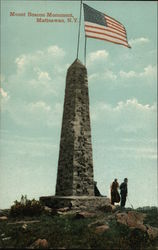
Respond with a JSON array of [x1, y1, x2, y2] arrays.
[[83, 4, 131, 48]]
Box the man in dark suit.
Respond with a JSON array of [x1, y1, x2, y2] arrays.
[[120, 178, 128, 207]]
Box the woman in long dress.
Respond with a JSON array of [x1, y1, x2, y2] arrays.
[[110, 179, 120, 205]]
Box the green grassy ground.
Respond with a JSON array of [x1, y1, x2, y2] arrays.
[[0, 208, 158, 249]]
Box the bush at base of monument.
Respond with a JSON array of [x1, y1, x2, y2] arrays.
[[10, 195, 43, 217]]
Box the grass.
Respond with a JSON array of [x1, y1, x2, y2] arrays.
[[0, 208, 158, 249], [143, 208, 158, 227]]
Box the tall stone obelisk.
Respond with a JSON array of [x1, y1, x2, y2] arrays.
[[56, 59, 94, 196], [40, 59, 110, 209]]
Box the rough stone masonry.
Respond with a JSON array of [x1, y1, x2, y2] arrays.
[[56, 59, 94, 196], [40, 59, 110, 210]]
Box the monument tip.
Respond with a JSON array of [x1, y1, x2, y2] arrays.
[[68, 58, 86, 70]]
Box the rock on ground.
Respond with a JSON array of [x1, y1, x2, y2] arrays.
[[95, 224, 109, 234], [29, 239, 48, 249], [98, 204, 116, 213], [116, 210, 158, 240], [146, 225, 158, 239], [116, 211, 146, 230], [0, 216, 8, 221], [75, 211, 96, 219]]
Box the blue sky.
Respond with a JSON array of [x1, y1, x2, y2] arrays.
[[0, 0, 157, 209]]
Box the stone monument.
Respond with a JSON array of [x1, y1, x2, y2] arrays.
[[56, 59, 94, 196], [40, 59, 110, 210]]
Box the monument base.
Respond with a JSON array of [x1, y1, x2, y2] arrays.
[[40, 196, 111, 211]]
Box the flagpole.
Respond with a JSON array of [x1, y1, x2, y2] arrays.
[[76, 0, 82, 59], [84, 36, 87, 66]]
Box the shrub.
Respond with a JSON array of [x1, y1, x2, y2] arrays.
[[10, 195, 43, 217]]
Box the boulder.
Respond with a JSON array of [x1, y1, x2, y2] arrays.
[[116, 211, 146, 231], [44, 206, 52, 213], [75, 211, 95, 219], [95, 224, 109, 234], [2, 236, 11, 241], [0, 216, 8, 221], [30, 239, 48, 249], [22, 223, 27, 230], [146, 225, 158, 239], [57, 207, 70, 212], [88, 218, 109, 228]]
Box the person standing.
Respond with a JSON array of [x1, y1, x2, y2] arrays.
[[120, 178, 128, 207], [110, 179, 120, 205]]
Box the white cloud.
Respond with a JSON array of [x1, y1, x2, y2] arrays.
[[47, 45, 65, 57], [119, 70, 137, 78], [0, 87, 8, 98], [91, 99, 156, 134], [15, 55, 27, 72], [6, 100, 63, 128], [103, 69, 117, 80], [90, 64, 156, 83], [0, 44, 68, 130], [34, 67, 51, 81], [4, 44, 67, 101], [88, 50, 109, 64], [0, 88, 10, 110], [15, 45, 66, 75], [38, 71, 51, 81], [129, 37, 150, 46], [0, 75, 9, 101], [119, 65, 157, 79], [89, 69, 117, 82], [115, 98, 155, 112], [89, 73, 98, 81], [139, 65, 157, 77]]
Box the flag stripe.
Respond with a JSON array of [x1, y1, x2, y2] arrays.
[[85, 22, 126, 37], [106, 22, 125, 33], [86, 34, 129, 48], [107, 27, 126, 37], [85, 25, 126, 39], [105, 14, 124, 27], [85, 28, 127, 42], [105, 16, 123, 27], [86, 31, 129, 47], [106, 19, 125, 31], [106, 23, 126, 33]]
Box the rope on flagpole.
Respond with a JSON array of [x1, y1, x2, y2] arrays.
[[76, 0, 82, 59], [84, 36, 87, 66]]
